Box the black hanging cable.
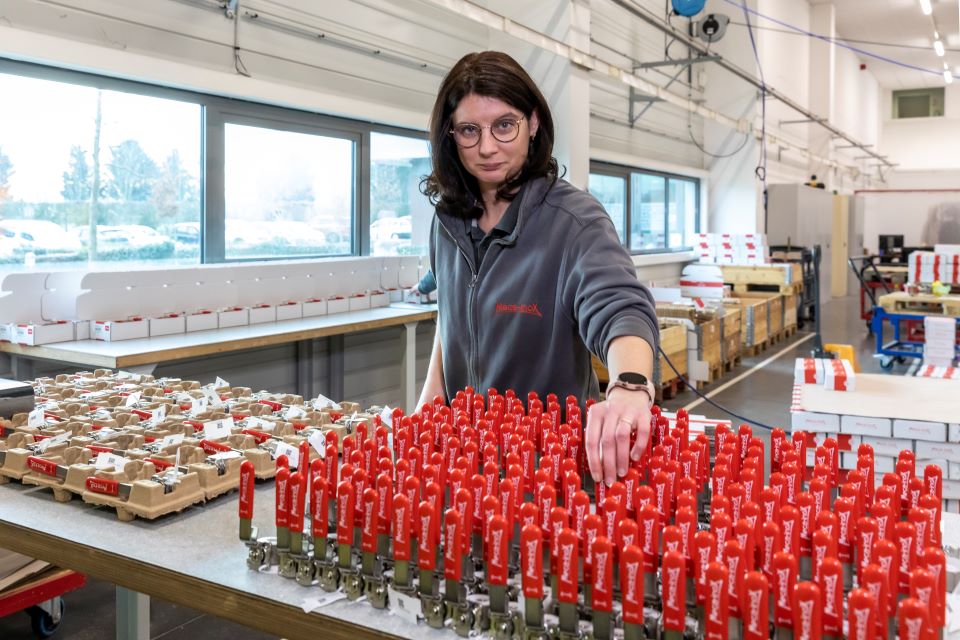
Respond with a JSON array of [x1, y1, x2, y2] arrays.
[[739, 3, 768, 186]]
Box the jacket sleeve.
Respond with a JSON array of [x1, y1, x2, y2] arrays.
[[559, 215, 660, 366]]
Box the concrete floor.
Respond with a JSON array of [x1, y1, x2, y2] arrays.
[[0, 294, 901, 640]]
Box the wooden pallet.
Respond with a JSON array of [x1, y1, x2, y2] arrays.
[[782, 324, 799, 339], [657, 376, 688, 402], [723, 355, 742, 372], [878, 291, 960, 317], [694, 363, 724, 390], [729, 282, 803, 295], [743, 339, 769, 357]]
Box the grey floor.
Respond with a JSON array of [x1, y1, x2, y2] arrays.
[[0, 294, 899, 639]]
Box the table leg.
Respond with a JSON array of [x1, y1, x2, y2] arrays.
[[116, 585, 149, 640], [400, 322, 418, 413], [296, 339, 315, 400], [10, 356, 34, 382]]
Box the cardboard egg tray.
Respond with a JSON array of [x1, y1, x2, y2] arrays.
[[0, 369, 383, 521]]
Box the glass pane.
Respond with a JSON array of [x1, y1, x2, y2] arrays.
[[588, 173, 626, 244], [0, 73, 201, 273], [370, 132, 432, 256], [667, 179, 697, 248], [224, 123, 353, 260], [630, 173, 666, 252]]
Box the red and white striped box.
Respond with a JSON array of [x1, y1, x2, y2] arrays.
[[693, 233, 715, 248], [914, 364, 960, 380], [92, 318, 149, 342], [824, 359, 855, 391], [794, 358, 825, 385], [909, 251, 960, 285]]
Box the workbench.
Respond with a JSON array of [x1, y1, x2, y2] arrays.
[[0, 479, 440, 640], [0, 304, 437, 410]]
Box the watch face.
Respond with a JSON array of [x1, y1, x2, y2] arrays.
[[619, 372, 648, 386]]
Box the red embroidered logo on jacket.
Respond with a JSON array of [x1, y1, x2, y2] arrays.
[[495, 302, 543, 318]]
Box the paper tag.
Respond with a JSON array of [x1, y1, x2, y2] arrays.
[[28, 408, 44, 429], [388, 585, 422, 625], [117, 371, 143, 383], [283, 405, 306, 420], [210, 450, 243, 461], [34, 431, 71, 453], [275, 441, 300, 468], [379, 406, 393, 428], [190, 396, 209, 416], [214, 376, 230, 389], [91, 427, 116, 441], [124, 392, 142, 408], [312, 394, 341, 411], [160, 433, 185, 448], [201, 387, 223, 409], [308, 430, 327, 458], [203, 418, 234, 440], [300, 591, 347, 613], [95, 452, 129, 470], [245, 416, 275, 432]]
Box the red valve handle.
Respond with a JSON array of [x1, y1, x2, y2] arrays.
[[792, 581, 822, 640], [200, 439, 232, 455], [894, 521, 917, 593], [336, 479, 354, 545], [443, 508, 462, 581], [288, 472, 307, 534], [723, 540, 744, 617], [26, 457, 58, 477], [897, 598, 931, 640], [909, 568, 937, 627], [85, 476, 120, 496], [276, 467, 291, 529], [638, 503, 660, 573], [758, 520, 780, 578], [621, 544, 644, 624], [859, 563, 890, 634], [741, 571, 769, 640], [591, 536, 614, 613], [704, 561, 729, 640], [693, 530, 716, 604], [417, 501, 436, 571], [392, 493, 411, 561], [360, 487, 378, 553], [486, 514, 509, 585], [771, 552, 797, 627], [556, 528, 579, 604], [520, 524, 544, 599], [661, 550, 686, 631], [312, 476, 328, 538], [818, 557, 843, 636], [920, 546, 946, 628]]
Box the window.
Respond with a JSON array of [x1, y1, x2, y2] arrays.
[[892, 88, 944, 119], [370, 132, 432, 257], [223, 124, 354, 260], [587, 173, 626, 243], [0, 71, 201, 272], [589, 162, 699, 254]]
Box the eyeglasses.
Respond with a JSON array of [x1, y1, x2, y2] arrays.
[[449, 116, 525, 148]]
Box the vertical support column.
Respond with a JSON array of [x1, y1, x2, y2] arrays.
[[400, 322, 418, 413], [328, 335, 344, 401], [115, 586, 149, 640], [296, 339, 315, 400], [487, 0, 592, 188], [808, 2, 836, 188]]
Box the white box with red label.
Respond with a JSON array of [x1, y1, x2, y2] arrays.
[[302, 298, 327, 318], [840, 414, 892, 438], [893, 418, 947, 442], [326, 296, 349, 315], [248, 304, 277, 325], [369, 291, 390, 308], [914, 440, 960, 460], [92, 318, 149, 342], [275, 301, 303, 321], [794, 358, 825, 385], [217, 307, 248, 329], [348, 294, 371, 312], [861, 436, 915, 458], [841, 451, 895, 473], [149, 314, 186, 337], [0, 323, 15, 343], [14, 321, 76, 346], [909, 251, 959, 285], [185, 310, 218, 332], [951, 423, 960, 443], [824, 359, 855, 391], [791, 410, 839, 433]]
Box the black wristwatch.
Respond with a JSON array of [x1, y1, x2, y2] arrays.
[[606, 371, 654, 408]]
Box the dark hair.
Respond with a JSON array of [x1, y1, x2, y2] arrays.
[[421, 51, 559, 218]]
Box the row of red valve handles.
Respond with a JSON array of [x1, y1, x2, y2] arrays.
[[237, 387, 946, 640]]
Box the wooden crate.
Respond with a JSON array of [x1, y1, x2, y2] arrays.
[[721, 306, 742, 340], [724, 296, 768, 347], [656, 305, 722, 368], [656, 319, 688, 384], [723, 330, 741, 366], [735, 291, 783, 337], [783, 292, 799, 328], [720, 306, 742, 365]]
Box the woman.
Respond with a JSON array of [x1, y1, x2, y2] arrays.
[[418, 51, 660, 488]]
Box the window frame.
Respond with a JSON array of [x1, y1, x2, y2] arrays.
[[590, 160, 701, 255], [0, 57, 429, 266]]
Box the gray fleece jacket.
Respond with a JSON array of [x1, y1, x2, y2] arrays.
[[429, 176, 659, 404]]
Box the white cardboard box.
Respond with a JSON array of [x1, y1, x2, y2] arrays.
[[915, 440, 960, 460], [949, 423, 960, 443], [942, 479, 960, 500], [15, 321, 76, 346], [841, 414, 893, 438], [275, 302, 303, 321], [861, 436, 915, 458], [248, 304, 276, 325], [385, 288, 403, 303], [791, 410, 840, 433], [824, 359, 856, 392], [302, 298, 327, 318], [369, 291, 390, 308], [0, 323, 14, 342], [149, 314, 186, 337], [74, 320, 90, 340], [186, 311, 218, 332], [950, 461, 960, 481], [92, 318, 149, 342], [348, 294, 371, 312], [841, 451, 896, 473], [794, 358, 825, 385], [326, 297, 349, 315], [218, 307, 249, 328], [915, 458, 947, 478], [893, 419, 948, 442]]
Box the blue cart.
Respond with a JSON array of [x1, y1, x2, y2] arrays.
[[871, 306, 960, 369]]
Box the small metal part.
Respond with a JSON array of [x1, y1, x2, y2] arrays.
[[364, 574, 389, 609], [421, 594, 446, 629], [452, 602, 475, 637], [340, 568, 364, 600], [315, 560, 340, 592], [294, 554, 315, 586], [278, 550, 297, 579]]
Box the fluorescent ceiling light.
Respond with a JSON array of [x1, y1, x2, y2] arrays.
[[946, 69, 954, 84], [935, 39, 945, 56], [920, 0, 932, 15]]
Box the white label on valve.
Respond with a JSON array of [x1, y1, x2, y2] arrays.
[[312, 394, 341, 411], [94, 452, 129, 471], [190, 395, 209, 416], [282, 405, 306, 420], [387, 586, 422, 624], [274, 441, 300, 468], [117, 371, 142, 382], [160, 433, 184, 448], [379, 406, 393, 428], [214, 376, 230, 389], [124, 392, 141, 408], [145, 404, 167, 428], [308, 430, 327, 459], [300, 592, 347, 613], [34, 431, 71, 453], [245, 416, 275, 432], [27, 408, 44, 429], [209, 451, 242, 462], [203, 418, 234, 441], [201, 387, 223, 409]]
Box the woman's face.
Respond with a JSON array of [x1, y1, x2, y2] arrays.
[[450, 93, 539, 194]]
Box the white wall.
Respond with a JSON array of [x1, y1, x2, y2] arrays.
[[880, 85, 960, 171]]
